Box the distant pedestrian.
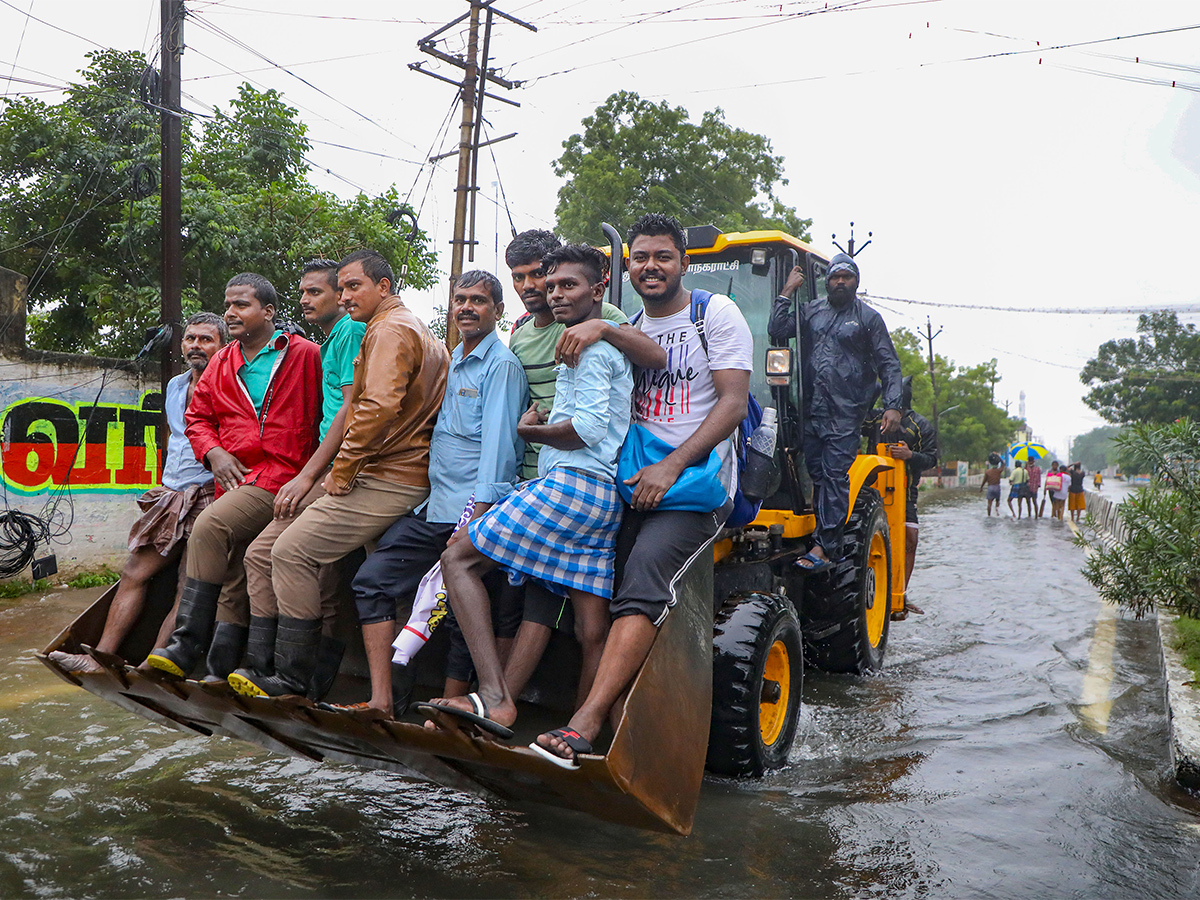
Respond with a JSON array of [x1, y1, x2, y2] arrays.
[[1068, 462, 1086, 522], [1046, 465, 1065, 520], [981, 461, 1003, 516], [1040, 461, 1062, 519], [1025, 459, 1042, 518], [1007, 461, 1028, 518], [1093, 470, 1103, 491]]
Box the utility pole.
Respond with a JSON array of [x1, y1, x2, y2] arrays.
[[159, 0, 184, 432], [411, 0, 534, 348], [920, 316, 942, 429]]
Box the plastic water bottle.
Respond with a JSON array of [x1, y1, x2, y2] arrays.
[[741, 407, 779, 500]]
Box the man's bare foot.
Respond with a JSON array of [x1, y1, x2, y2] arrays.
[[48, 650, 103, 674]]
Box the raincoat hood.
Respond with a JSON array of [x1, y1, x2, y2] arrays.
[[826, 253, 860, 282]]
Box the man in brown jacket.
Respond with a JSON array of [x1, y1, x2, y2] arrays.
[[229, 249, 450, 698]]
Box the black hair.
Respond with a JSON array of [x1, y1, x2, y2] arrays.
[[627, 213, 687, 256], [504, 229, 561, 269], [225, 273, 278, 308], [338, 249, 396, 293], [302, 258, 340, 290], [543, 243, 609, 287], [454, 269, 505, 306], [183, 311, 229, 343], [900, 375, 914, 411]]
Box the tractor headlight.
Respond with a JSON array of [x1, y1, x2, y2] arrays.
[[766, 348, 792, 386]]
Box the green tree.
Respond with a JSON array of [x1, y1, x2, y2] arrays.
[[552, 91, 811, 244], [1071, 425, 1122, 471], [1079, 419, 1200, 619], [1080, 312, 1200, 425], [0, 50, 435, 357], [883, 327, 1017, 464]]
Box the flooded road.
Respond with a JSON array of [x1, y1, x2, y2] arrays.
[[3, 489, 1199, 898]]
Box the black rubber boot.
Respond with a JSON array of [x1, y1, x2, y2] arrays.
[[228, 617, 321, 698], [242, 616, 278, 677], [307, 635, 346, 701], [145, 579, 221, 678], [202, 622, 248, 683], [390, 663, 414, 718]]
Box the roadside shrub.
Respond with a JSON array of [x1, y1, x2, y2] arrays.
[[1078, 419, 1200, 619]]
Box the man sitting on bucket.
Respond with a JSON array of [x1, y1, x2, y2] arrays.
[[419, 243, 634, 739], [533, 213, 753, 767], [50, 313, 229, 674]]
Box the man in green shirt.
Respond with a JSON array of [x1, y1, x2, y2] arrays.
[[496, 230, 667, 703], [237, 259, 366, 696]]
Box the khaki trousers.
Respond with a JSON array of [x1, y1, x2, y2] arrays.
[[244, 478, 339, 623], [272, 476, 429, 620], [184, 485, 274, 626]]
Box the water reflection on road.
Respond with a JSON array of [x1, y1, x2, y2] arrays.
[[2, 488, 1199, 898]]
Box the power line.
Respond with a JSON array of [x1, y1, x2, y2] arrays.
[[187, 10, 422, 152], [0, 0, 105, 49], [861, 292, 1200, 316]]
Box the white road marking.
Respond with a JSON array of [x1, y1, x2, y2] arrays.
[[1071, 517, 1117, 734]]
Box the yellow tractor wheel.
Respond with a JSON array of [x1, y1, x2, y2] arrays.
[[707, 592, 804, 776]]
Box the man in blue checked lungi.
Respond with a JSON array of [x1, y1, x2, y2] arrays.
[[422, 243, 634, 739], [533, 214, 753, 768]]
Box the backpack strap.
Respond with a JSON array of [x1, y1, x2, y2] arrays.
[[688, 288, 713, 357]]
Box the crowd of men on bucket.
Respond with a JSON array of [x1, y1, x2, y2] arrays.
[[52, 213, 909, 768], [980, 454, 1088, 521]]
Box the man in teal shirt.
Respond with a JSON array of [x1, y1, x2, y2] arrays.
[[237, 259, 366, 696]]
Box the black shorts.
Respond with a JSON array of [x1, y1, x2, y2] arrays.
[[351, 510, 453, 626], [906, 500, 918, 525], [522, 581, 574, 631], [609, 502, 729, 626]]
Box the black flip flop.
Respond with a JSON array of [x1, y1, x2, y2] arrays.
[[414, 692, 514, 740], [529, 727, 593, 769]]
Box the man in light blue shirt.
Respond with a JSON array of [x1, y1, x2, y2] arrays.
[[336, 269, 527, 718], [420, 244, 633, 739]]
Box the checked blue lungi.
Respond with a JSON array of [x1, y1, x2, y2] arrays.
[[467, 466, 622, 599]]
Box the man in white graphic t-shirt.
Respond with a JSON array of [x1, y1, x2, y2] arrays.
[[533, 213, 753, 768]]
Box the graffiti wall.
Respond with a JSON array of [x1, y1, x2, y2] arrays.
[[1, 351, 160, 573], [2, 390, 163, 495]]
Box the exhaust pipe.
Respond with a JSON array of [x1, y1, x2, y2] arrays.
[[601, 222, 623, 311]]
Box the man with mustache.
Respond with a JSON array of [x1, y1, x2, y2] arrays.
[[49, 313, 229, 674], [236, 259, 367, 696], [770, 254, 902, 572], [229, 250, 451, 700], [145, 275, 323, 679], [426, 244, 633, 739], [315, 269, 525, 718]]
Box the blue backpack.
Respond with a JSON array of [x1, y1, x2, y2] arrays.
[[631, 289, 765, 528]]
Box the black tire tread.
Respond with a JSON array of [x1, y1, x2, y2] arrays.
[[800, 488, 891, 675], [707, 592, 803, 777]]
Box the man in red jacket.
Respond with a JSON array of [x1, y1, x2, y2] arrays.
[[146, 273, 322, 679]]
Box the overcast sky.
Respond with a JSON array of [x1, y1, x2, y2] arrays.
[[4, 0, 1198, 458]]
